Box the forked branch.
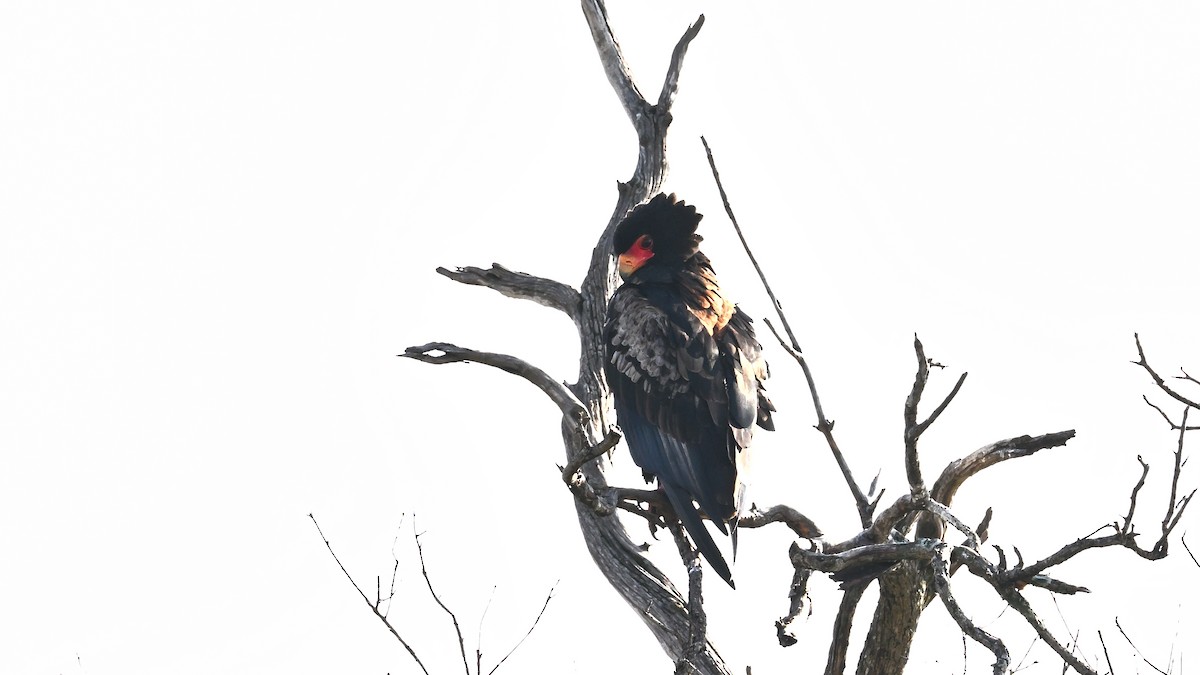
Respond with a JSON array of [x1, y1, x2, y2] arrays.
[[310, 514, 431, 675]]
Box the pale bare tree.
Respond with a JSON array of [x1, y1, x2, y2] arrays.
[[384, 3, 1192, 674]]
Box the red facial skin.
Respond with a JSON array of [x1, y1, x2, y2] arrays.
[[617, 234, 655, 279]]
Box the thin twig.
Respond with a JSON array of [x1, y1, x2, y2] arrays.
[[763, 317, 874, 527], [1183, 535, 1200, 568], [1142, 395, 1200, 430], [1114, 618, 1169, 675], [477, 585, 497, 674], [915, 371, 969, 438], [486, 582, 558, 675], [1097, 630, 1114, 675], [1123, 457, 1151, 535], [1133, 333, 1200, 410], [701, 136, 798, 349], [309, 514, 431, 675], [1162, 407, 1190, 540], [703, 135, 874, 528], [414, 521, 471, 675], [657, 15, 705, 112]]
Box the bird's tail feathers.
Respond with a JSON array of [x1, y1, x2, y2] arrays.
[[662, 482, 735, 589]]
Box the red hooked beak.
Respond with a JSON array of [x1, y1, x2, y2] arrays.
[[617, 235, 655, 280]]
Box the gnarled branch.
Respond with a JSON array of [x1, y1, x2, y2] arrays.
[[437, 264, 582, 327], [400, 342, 590, 429]]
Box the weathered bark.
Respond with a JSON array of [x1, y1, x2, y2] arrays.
[[855, 563, 931, 675]]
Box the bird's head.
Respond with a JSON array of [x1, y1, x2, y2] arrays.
[[612, 193, 703, 280]]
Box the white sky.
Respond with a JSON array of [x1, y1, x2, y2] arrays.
[[2, 2, 1198, 674]]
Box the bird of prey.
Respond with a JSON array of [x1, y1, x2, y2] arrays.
[[603, 193, 774, 588]]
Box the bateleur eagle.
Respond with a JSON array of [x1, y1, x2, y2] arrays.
[[603, 193, 774, 588]]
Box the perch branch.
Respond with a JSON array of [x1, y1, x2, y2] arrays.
[[437, 264, 582, 327], [569, 5, 729, 672], [763, 318, 876, 527]]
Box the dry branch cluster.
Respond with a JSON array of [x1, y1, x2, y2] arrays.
[[322, 2, 1194, 674]]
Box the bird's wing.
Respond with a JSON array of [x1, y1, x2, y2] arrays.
[[720, 308, 774, 444], [604, 285, 738, 515]]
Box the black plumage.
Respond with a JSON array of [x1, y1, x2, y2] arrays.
[[603, 193, 774, 588]]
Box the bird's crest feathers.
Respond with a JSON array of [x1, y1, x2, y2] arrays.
[[613, 193, 704, 263]]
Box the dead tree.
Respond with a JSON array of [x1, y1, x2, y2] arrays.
[[398, 3, 1192, 674]]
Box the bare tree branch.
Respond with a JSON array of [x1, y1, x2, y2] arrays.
[[954, 547, 1098, 675], [823, 585, 867, 675], [763, 318, 876, 528], [1142, 395, 1200, 430], [657, 16, 705, 112], [486, 583, 558, 675], [1183, 535, 1200, 568], [1133, 333, 1200, 410], [401, 343, 590, 429], [309, 514, 431, 675], [701, 136, 798, 351], [1097, 630, 1114, 675], [670, 522, 708, 675], [931, 431, 1077, 508], [738, 504, 823, 540], [414, 522, 471, 675], [704, 136, 875, 528], [437, 264, 582, 327], [1114, 618, 1170, 675], [1163, 407, 1191, 538], [774, 550, 813, 648], [931, 546, 1009, 675]]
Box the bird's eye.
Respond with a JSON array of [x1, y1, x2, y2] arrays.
[[638, 235, 654, 250]]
